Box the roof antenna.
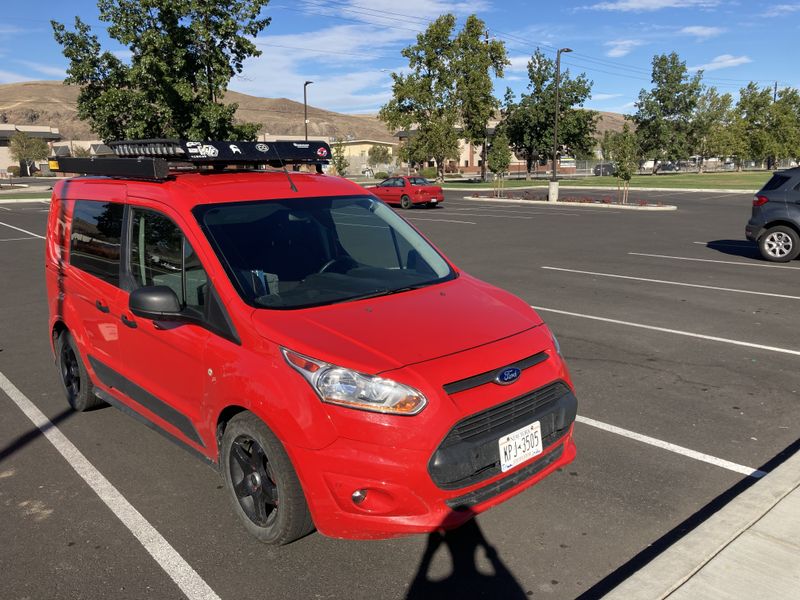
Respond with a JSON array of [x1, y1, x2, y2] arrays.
[[271, 142, 298, 193]]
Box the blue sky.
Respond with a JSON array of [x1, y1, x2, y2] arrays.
[[1, 1, 799, 115]]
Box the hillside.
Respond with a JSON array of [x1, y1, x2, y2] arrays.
[[0, 80, 628, 142]]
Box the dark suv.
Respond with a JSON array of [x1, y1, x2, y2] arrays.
[[746, 168, 800, 262]]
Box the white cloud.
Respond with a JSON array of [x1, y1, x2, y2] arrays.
[[0, 70, 32, 84], [763, 3, 800, 17], [507, 55, 531, 72], [679, 25, 724, 39], [299, 0, 490, 28], [690, 54, 752, 72], [587, 0, 720, 11], [591, 93, 623, 101], [13, 60, 65, 78], [605, 39, 643, 57]]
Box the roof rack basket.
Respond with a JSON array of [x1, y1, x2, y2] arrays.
[[48, 139, 331, 181]]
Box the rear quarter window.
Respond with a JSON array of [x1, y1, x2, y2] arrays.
[[70, 200, 124, 286], [761, 174, 790, 191]]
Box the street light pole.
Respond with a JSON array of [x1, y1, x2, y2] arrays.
[[303, 81, 313, 141], [549, 47, 572, 202]]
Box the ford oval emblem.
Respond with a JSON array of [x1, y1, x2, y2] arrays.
[[495, 367, 521, 385]]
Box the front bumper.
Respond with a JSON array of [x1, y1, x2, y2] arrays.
[[290, 383, 577, 540]]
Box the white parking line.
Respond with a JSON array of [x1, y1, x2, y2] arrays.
[[531, 305, 800, 357], [541, 266, 800, 300], [0, 372, 221, 600], [0, 237, 41, 242], [406, 217, 477, 225], [0, 221, 45, 239], [446, 207, 580, 216], [576, 415, 766, 478], [629, 252, 800, 271]]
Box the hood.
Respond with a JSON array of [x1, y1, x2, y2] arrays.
[[250, 274, 542, 374]]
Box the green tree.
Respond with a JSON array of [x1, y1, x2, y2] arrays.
[[608, 123, 638, 204], [599, 130, 614, 161], [331, 139, 349, 176], [52, 0, 270, 141], [691, 87, 734, 172], [487, 130, 512, 197], [502, 49, 597, 180], [367, 145, 392, 168], [72, 145, 92, 158], [380, 14, 506, 182], [10, 132, 49, 176], [453, 15, 508, 181], [772, 87, 800, 164], [632, 52, 703, 173], [735, 82, 775, 168]]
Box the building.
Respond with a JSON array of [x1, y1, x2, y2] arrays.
[[0, 124, 62, 174]]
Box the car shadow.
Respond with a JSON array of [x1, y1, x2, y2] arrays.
[[405, 514, 527, 600], [700, 240, 762, 260]]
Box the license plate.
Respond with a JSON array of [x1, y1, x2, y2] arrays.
[[498, 421, 543, 472]]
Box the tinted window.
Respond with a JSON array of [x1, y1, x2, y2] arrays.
[[409, 177, 431, 186], [70, 200, 123, 286], [130, 209, 209, 312], [194, 196, 453, 310], [762, 174, 790, 191]]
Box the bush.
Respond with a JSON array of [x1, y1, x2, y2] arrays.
[[420, 167, 438, 179], [6, 166, 19, 177], [374, 171, 388, 180]]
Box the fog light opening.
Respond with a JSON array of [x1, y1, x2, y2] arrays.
[[351, 489, 368, 505]]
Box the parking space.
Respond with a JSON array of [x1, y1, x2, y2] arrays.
[[1, 192, 798, 600]]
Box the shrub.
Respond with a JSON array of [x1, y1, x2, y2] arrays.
[[374, 171, 388, 180], [420, 167, 437, 179], [7, 165, 19, 177]]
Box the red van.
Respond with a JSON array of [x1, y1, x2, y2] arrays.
[[45, 140, 577, 545]]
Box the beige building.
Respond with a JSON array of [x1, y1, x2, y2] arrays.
[[0, 125, 62, 175]]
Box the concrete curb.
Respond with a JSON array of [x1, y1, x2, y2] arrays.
[[604, 449, 800, 599], [444, 185, 757, 194], [459, 196, 677, 211], [0, 197, 51, 204]]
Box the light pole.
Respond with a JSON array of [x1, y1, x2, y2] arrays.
[[303, 81, 313, 141], [549, 47, 572, 202]]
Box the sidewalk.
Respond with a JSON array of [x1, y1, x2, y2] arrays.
[[605, 448, 800, 599]]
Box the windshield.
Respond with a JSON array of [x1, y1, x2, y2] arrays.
[[193, 195, 455, 309]]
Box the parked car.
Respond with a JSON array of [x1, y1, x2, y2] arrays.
[[367, 176, 444, 209], [746, 167, 800, 262], [46, 140, 578, 545], [593, 162, 615, 176]]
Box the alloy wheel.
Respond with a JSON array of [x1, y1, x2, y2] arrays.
[[229, 435, 279, 527]]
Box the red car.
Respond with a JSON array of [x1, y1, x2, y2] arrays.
[[368, 176, 444, 209], [46, 140, 576, 545]]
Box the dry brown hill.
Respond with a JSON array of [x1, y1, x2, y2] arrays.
[[0, 80, 396, 142], [0, 80, 627, 142]]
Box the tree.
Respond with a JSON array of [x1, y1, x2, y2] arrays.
[[771, 87, 800, 165], [502, 49, 597, 180], [367, 145, 392, 168], [691, 87, 734, 172], [379, 14, 506, 182], [608, 124, 638, 204], [453, 15, 508, 181], [331, 140, 349, 177], [599, 130, 614, 161], [632, 52, 703, 173], [735, 82, 775, 168], [72, 145, 92, 158], [52, 0, 270, 141], [10, 132, 49, 176], [487, 130, 512, 197]]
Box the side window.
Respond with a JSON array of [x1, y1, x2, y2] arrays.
[[70, 200, 124, 286], [130, 209, 209, 313]]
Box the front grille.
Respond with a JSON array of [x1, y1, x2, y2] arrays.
[[445, 444, 564, 510], [442, 382, 570, 448], [428, 381, 577, 490]]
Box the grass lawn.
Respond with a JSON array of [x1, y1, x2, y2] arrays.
[[0, 193, 51, 200], [443, 171, 772, 191]]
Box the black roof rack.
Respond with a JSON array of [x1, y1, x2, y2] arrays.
[[48, 139, 331, 181]]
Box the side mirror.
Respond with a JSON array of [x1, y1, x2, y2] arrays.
[[129, 286, 188, 322]]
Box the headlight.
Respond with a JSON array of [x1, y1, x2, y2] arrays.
[[549, 328, 562, 357], [281, 348, 427, 415]]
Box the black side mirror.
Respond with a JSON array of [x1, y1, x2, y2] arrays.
[[129, 286, 187, 322]]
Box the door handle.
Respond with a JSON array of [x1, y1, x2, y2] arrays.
[[121, 314, 138, 329], [95, 300, 110, 313]]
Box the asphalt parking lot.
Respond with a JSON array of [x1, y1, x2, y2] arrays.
[[1, 189, 798, 600]]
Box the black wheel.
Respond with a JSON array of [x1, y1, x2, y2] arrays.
[[400, 195, 413, 209], [221, 412, 314, 545], [55, 330, 103, 411], [759, 226, 800, 262]]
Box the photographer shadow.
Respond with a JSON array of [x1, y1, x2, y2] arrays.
[[406, 514, 527, 600]]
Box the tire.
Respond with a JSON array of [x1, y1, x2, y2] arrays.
[[400, 195, 413, 210], [759, 226, 800, 262], [55, 330, 104, 412], [220, 412, 314, 545]]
